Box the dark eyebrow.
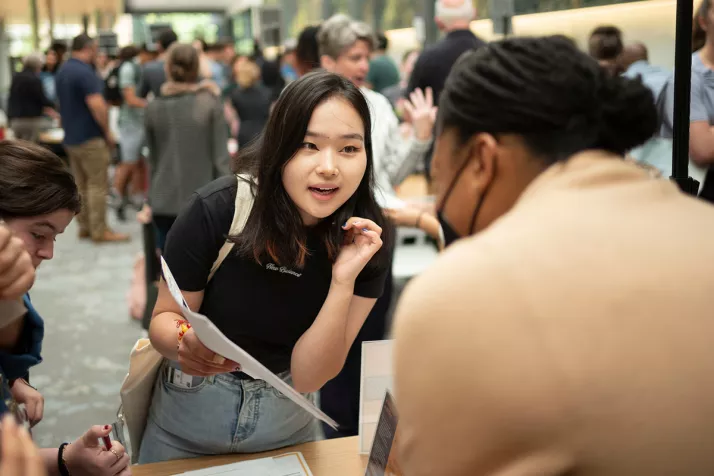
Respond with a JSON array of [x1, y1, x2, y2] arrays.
[[33, 221, 57, 233], [305, 131, 364, 142]]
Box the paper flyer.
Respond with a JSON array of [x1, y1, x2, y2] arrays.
[[365, 392, 402, 476], [177, 452, 313, 476], [160, 257, 338, 430]]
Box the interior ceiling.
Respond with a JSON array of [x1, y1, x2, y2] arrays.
[[0, 0, 122, 24]]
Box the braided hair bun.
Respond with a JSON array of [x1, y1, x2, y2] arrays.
[[439, 36, 658, 162]]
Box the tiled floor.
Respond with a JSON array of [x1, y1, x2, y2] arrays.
[[29, 211, 145, 448]]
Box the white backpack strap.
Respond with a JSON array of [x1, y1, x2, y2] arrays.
[[208, 174, 255, 282]]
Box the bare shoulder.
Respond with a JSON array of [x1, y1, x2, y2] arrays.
[[394, 237, 503, 332]]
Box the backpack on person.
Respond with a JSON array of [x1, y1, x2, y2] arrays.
[[117, 175, 255, 463], [104, 62, 141, 106]]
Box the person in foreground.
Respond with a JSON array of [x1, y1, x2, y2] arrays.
[[393, 36, 714, 476], [140, 71, 390, 463], [0, 140, 131, 476]]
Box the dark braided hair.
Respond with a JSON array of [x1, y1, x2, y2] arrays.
[[438, 36, 658, 163]]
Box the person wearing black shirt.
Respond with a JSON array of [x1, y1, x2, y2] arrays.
[[405, 0, 485, 174], [139, 71, 391, 463], [8, 54, 58, 142]]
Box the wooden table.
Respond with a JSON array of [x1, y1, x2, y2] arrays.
[[396, 174, 430, 199], [132, 437, 367, 476]]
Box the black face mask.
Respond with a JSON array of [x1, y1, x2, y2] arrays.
[[436, 157, 492, 248]]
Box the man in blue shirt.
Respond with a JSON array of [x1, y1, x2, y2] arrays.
[[56, 34, 129, 243], [621, 43, 670, 101]]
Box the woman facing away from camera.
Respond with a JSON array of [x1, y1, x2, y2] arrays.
[[145, 43, 230, 252], [393, 36, 714, 476], [139, 71, 392, 463], [0, 140, 131, 476]]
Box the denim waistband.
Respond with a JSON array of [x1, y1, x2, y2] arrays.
[[164, 360, 291, 388]]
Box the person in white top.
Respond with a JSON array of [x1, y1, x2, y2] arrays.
[[318, 14, 437, 208], [315, 13, 437, 438]]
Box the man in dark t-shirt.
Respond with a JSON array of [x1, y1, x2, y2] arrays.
[[405, 0, 485, 174], [56, 34, 129, 243]]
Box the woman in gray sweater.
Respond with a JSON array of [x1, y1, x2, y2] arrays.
[[145, 43, 230, 250]]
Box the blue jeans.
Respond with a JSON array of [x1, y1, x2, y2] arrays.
[[138, 361, 322, 464]]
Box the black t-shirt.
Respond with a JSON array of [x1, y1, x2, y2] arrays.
[[164, 176, 389, 374]]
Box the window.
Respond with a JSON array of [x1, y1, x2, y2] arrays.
[[383, 0, 417, 30], [475, 0, 644, 18]]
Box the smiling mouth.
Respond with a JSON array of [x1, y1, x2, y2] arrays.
[[309, 186, 339, 196]]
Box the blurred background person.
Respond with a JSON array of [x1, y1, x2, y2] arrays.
[[620, 41, 672, 179], [620, 42, 670, 100], [138, 43, 158, 65], [115, 45, 148, 222], [218, 40, 236, 81], [661, 0, 714, 200], [281, 39, 299, 82], [229, 57, 271, 150], [139, 28, 178, 99], [145, 43, 230, 251], [366, 32, 400, 94], [56, 33, 129, 243], [40, 48, 62, 105], [383, 49, 420, 110], [7, 54, 58, 142], [295, 25, 321, 77], [406, 0, 484, 175], [94, 50, 113, 80], [260, 57, 286, 104], [407, 0, 482, 107], [589, 25, 624, 76], [317, 13, 435, 438], [193, 39, 226, 90]]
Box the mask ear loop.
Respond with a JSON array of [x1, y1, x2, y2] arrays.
[[437, 155, 473, 214], [466, 158, 497, 235]]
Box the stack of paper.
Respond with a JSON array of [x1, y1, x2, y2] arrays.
[[160, 257, 338, 430], [176, 452, 312, 476]]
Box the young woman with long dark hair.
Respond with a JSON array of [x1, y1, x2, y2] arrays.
[[139, 70, 391, 463]]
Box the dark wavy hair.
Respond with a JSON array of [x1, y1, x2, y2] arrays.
[[439, 36, 658, 162], [0, 140, 81, 219], [588, 26, 624, 61], [295, 25, 321, 76], [231, 70, 391, 270]]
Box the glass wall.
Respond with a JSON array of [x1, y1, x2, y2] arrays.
[[474, 0, 645, 18], [383, 0, 417, 31], [137, 13, 219, 44]]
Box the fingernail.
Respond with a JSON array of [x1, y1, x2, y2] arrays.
[[362, 228, 369, 232], [104, 425, 111, 430], [342, 222, 348, 228]]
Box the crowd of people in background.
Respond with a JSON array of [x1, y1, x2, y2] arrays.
[[4, 0, 714, 474]]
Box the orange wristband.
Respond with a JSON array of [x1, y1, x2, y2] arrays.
[[175, 319, 191, 343]]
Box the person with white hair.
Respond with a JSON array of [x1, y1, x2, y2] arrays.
[[7, 53, 58, 142], [405, 0, 485, 173]]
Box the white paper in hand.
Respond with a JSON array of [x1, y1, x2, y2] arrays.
[[161, 257, 338, 430]]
